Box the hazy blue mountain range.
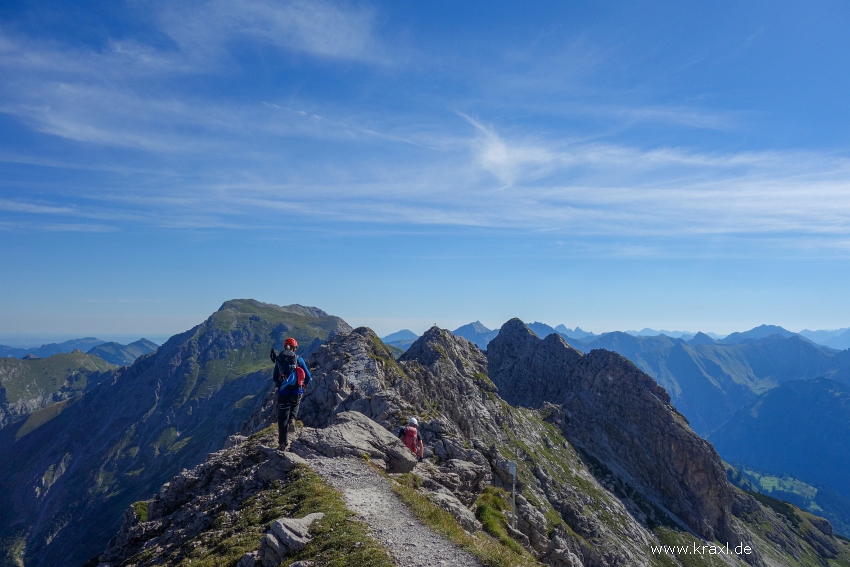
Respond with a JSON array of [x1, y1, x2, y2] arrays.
[[711, 378, 850, 501], [719, 324, 800, 345], [799, 327, 850, 343], [799, 328, 850, 350], [553, 324, 597, 339], [0, 337, 106, 359], [444, 321, 850, 433], [626, 328, 697, 339], [566, 331, 850, 434], [0, 300, 351, 567], [86, 338, 159, 366], [460, 323, 849, 435], [442, 319, 850, 354], [380, 329, 417, 343]]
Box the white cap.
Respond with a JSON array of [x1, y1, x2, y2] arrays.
[[408, 417, 418, 426]]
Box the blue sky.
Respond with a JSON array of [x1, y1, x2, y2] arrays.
[[2, 0, 850, 343]]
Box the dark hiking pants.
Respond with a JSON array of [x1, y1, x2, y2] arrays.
[[277, 390, 301, 446]]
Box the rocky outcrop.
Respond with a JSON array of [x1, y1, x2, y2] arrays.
[[237, 321, 850, 566], [97, 428, 344, 567], [257, 513, 324, 567], [291, 411, 417, 473], [99, 439, 274, 565], [488, 319, 740, 545]]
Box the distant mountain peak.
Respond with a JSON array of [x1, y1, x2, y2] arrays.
[[218, 299, 330, 318], [688, 332, 717, 346], [450, 321, 498, 350], [527, 321, 557, 338], [452, 320, 490, 334], [380, 329, 418, 343], [721, 324, 797, 345]]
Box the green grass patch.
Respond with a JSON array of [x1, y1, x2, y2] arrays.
[[15, 397, 75, 440], [167, 436, 192, 455], [746, 491, 801, 529], [475, 487, 525, 554], [473, 372, 497, 390], [233, 395, 255, 409], [151, 464, 392, 567], [0, 352, 116, 405], [151, 427, 179, 455], [367, 334, 409, 380], [389, 473, 540, 567], [133, 501, 149, 523]]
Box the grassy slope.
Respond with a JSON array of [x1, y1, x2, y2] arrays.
[[0, 352, 116, 406], [87, 339, 158, 366], [389, 472, 541, 567], [121, 429, 393, 567]]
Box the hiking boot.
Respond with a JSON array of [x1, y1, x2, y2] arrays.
[[287, 420, 296, 434]]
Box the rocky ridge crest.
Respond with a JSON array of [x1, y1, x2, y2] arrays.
[[97, 316, 850, 567], [228, 324, 843, 565]]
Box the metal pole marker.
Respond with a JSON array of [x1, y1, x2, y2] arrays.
[[506, 460, 517, 529]]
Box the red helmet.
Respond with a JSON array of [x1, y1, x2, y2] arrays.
[[284, 337, 298, 349]]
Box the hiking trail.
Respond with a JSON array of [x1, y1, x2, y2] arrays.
[[306, 455, 483, 567]]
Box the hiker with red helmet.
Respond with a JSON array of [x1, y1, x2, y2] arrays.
[[398, 417, 424, 462], [270, 338, 312, 449]]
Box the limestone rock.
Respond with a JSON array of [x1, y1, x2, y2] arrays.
[[291, 411, 417, 473], [258, 513, 324, 567], [236, 551, 258, 567], [257, 447, 308, 481], [271, 513, 325, 552], [428, 487, 482, 533], [543, 538, 584, 567]]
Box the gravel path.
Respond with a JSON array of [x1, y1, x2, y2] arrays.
[[306, 455, 482, 567]]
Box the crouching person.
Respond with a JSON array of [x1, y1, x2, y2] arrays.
[[399, 417, 424, 462]]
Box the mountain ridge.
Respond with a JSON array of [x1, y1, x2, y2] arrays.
[[0, 300, 351, 567], [228, 318, 850, 566], [5, 304, 850, 567], [86, 338, 159, 366]]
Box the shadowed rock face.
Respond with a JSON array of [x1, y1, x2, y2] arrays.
[[488, 318, 737, 544]]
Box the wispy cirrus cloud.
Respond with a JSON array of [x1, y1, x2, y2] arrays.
[[2, 2, 850, 258], [157, 0, 386, 64], [0, 0, 392, 151]]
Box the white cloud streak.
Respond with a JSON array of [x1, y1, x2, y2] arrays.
[[1, 3, 849, 254], [158, 0, 383, 63]]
